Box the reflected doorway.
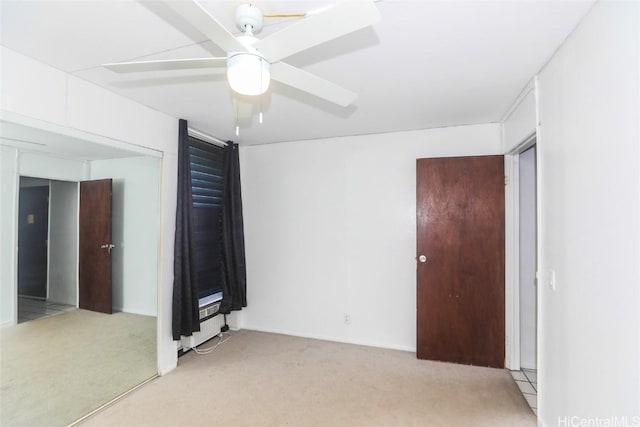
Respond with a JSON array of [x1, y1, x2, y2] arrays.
[[17, 182, 49, 300], [17, 177, 79, 323]]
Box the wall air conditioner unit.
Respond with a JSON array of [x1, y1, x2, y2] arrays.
[[180, 302, 223, 351]]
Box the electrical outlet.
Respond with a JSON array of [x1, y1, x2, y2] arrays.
[[344, 314, 351, 325]]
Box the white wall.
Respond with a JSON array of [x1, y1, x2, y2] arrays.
[[518, 146, 536, 369], [536, 0, 639, 423], [240, 124, 502, 350], [48, 180, 78, 306], [19, 152, 87, 182], [1, 47, 178, 374], [0, 146, 19, 326], [90, 156, 160, 316]]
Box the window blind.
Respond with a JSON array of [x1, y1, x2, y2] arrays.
[[188, 137, 225, 300]]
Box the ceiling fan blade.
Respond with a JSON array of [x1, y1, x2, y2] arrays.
[[254, 1, 380, 63], [271, 62, 357, 107], [103, 57, 226, 73], [162, 0, 246, 53]]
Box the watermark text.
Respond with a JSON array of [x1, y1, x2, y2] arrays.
[[558, 416, 640, 427]]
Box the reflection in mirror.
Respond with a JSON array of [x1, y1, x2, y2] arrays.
[[0, 136, 160, 426]]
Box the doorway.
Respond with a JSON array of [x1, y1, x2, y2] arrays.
[[519, 145, 537, 371], [512, 143, 538, 412], [504, 135, 538, 414], [17, 179, 49, 300], [17, 177, 78, 323]]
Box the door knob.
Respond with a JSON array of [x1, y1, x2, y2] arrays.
[[418, 255, 427, 263], [100, 243, 115, 254]]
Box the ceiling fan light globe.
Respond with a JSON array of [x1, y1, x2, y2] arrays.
[[227, 53, 270, 96]]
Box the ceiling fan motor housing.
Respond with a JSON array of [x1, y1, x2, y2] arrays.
[[235, 4, 263, 33]]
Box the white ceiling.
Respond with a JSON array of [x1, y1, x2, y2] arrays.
[[0, 0, 593, 146]]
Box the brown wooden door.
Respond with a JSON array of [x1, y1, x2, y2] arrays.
[[416, 155, 505, 368], [79, 179, 113, 314]]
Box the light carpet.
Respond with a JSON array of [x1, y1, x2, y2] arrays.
[[83, 330, 535, 427], [1, 309, 156, 427]]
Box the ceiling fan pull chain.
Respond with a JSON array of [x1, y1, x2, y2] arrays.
[[259, 57, 264, 124], [235, 99, 240, 136]]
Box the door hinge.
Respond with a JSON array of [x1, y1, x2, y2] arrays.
[[504, 175, 508, 186]]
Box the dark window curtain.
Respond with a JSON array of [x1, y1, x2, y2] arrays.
[[172, 119, 200, 340], [219, 142, 247, 314]]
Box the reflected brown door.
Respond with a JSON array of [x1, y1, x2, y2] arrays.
[[79, 179, 112, 314], [416, 156, 505, 368]]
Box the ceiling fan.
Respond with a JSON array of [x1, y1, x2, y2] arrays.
[[103, 1, 381, 108]]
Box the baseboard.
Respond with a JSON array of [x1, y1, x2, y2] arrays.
[[47, 297, 76, 306], [1, 319, 16, 328], [113, 306, 157, 317], [17, 294, 46, 300], [242, 325, 416, 353]]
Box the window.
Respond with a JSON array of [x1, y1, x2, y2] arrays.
[[188, 137, 225, 306]]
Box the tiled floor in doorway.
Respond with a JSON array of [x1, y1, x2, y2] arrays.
[[18, 297, 75, 323], [510, 368, 537, 415]]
